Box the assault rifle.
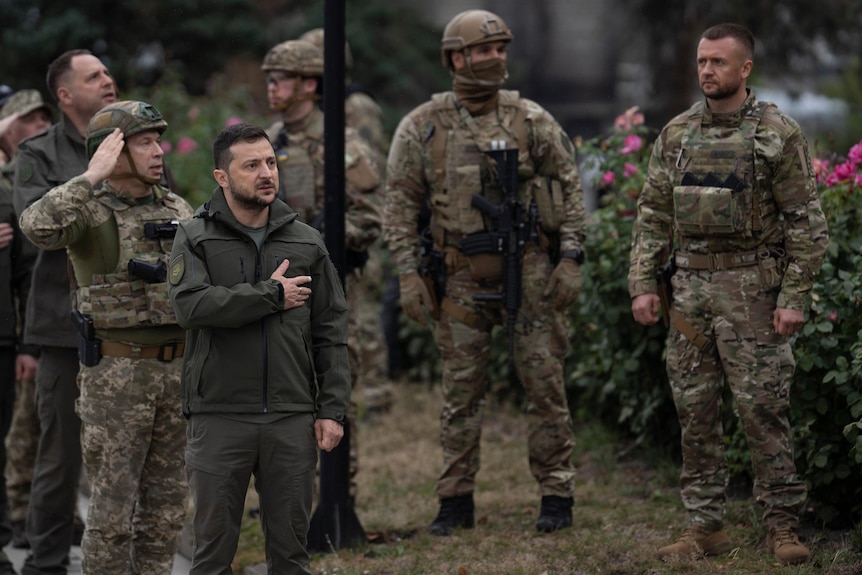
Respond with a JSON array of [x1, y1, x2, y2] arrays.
[[460, 141, 539, 369]]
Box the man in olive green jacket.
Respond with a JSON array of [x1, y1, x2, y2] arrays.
[[167, 123, 350, 575]]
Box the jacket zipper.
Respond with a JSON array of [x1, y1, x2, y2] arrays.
[[256, 248, 269, 413]]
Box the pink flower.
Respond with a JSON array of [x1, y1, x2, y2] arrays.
[[833, 160, 857, 182], [623, 162, 639, 178], [848, 141, 862, 165], [620, 134, 643, 154], [827, 311, 838, 321], [811, 158, 830, 184], [614, 106, 645, 132], [600, 171, 616, 186], [187, 106, 200, 123], [855, 174, 862, 188], [175, 137, 199, 154], [225, 116, 243, 127], [825, 172, 841, 187], [160, 140, 173, 153]]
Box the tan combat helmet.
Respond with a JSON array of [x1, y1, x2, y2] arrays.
[[440, 9, 513, 69], [298, 27, 354, 72], [261, 39, 324, 77], [86, 100, 167, 184]]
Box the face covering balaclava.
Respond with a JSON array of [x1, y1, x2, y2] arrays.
[[452, 54, 508, 116]]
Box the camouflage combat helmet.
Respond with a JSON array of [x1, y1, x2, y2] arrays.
[[86, 100, 167, 158], [441, 9, 513, 68], [260, 40, 324, 77], [299, 27, 354, 71]]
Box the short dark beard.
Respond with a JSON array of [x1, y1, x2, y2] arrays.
[[226, 174, 274, 212]]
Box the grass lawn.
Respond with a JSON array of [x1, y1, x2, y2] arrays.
[[233, 381, 862, 574]]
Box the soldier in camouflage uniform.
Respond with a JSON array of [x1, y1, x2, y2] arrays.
[[298, 27, 393, 412], [384, 9, 585, 535], [0, 89, 52, 552], [20, 101, 194, 575], [261, 39, 382, 500], [628, 24, 828, 566]]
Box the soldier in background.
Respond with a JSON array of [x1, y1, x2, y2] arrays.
[[298, 26, 393, 412], [0, 89, 53, 551], [13, 49, 117, 575], [628, 23, 828, 565], [20, 100, 193, 574], [384, 9, 585, 535], [261, 39, 382, 501], [0, 89, 50, 573]]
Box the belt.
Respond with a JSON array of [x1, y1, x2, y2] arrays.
[[100, 340, 185, 362], [675, 249, 765, 271]]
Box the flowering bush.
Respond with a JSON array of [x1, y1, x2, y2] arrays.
[[128, 69, 267, 207], [565, 108, 678, 443], [790, 137, 862, 524]]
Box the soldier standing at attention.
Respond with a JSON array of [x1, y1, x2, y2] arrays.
[[13, 49, 116, 575], [628, 23, 828, 565], [0, 89, 51, 573], [261, 39, 382, 501], [0, 89, 52, 552], [20, 101, 194, 574], [384, 9, 585, 535]]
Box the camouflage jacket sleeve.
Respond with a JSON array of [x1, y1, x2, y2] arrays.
[[19, 175, 107, 251], [383, 104, 430, 276], [628, 131, 676, 298], [524, 99, 586, 253], [344, 128, 382, 253], [762, 111, 829, 310]]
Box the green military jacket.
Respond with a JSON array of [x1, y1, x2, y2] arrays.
[[167, 187, 350, 422], [13, 117, 89, 348], [0, 159, 37, 351], [628, 91, 829, 311]]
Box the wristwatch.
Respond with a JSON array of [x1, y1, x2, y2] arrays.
[[560, 249, 585, 264]]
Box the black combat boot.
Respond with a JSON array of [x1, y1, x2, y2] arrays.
[[428, 494, 475, 536], [535, 495, 573, 533]]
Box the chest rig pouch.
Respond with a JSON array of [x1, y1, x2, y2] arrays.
[[275, 127, 320, 222], [426, 91, 536, 280], [672, 102, 770, 238], [74, 193, 181, 329]]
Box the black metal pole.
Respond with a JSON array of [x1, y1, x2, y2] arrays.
[[308, 0, 366, 553]]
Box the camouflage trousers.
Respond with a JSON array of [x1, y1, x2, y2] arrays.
[[668, 266, 806, 531], [76, 355, 187, 575], [5, 377, 38, 522], [431, 247, 575, 499]]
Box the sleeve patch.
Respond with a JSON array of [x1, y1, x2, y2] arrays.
[[169, 254, 184, 285]]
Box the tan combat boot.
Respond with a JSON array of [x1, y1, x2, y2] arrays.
[[658, 525, 732, 560], [767, 527, 810, 565]]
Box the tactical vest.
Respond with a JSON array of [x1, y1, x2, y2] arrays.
[[273, 119, 323, 223], [673, 101, 774, 242], [73, 192, 181, 329], [426, 90, 537, 251]]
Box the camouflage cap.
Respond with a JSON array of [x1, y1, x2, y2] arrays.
[[86, 100, 167, 158], [441, 10, 513, 68], [0, 89, 54, 121], [261, 40, 324, 77], [298, 27, 354, 71]]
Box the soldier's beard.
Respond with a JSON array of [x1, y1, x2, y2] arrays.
[[453, 58, 508, 116]]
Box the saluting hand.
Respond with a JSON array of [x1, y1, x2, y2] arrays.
[[270, 258, 313, 310], [84, 128, 124, 186]]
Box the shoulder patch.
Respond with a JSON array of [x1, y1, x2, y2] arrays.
[[17, 162, 33, 183], [169, 254, 184, 286]]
